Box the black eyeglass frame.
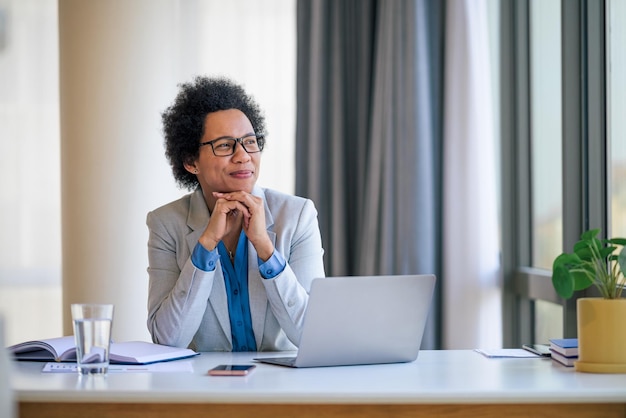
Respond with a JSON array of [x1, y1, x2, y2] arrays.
[[199, 134, 265, 157]]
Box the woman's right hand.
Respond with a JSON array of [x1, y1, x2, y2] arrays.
[[198, 194, 249, 250]]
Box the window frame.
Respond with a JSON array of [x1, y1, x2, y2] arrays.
[[500, 0, 608, 346]]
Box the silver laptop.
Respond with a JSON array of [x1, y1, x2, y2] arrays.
[[254, 274, 436, 368]]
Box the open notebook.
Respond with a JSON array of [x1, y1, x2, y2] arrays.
[[255, 274, 436, 368], [8, 336, 198, 365]]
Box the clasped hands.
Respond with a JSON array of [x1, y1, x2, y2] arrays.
[[199, 191, 274, 261]]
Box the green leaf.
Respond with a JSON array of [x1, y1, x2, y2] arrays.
[[574, 247, 593, 261], [571, 270, 594, 291], [573, 240, 590, 252], [618, 246, 626, 278], [589, 237, 603, 252], [599, 245, 617, 259], [552, 264, 574, 299], [581, 229, 600, 240], [607, 237, 626, 246], [552, 253, 580, 270]]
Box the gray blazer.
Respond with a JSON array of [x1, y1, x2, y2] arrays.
[[146, 187, 325, 352]]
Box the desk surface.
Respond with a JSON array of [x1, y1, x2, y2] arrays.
[[11, 349, 626, 405]]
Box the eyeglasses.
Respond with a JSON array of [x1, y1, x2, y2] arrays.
[[199, 134, 265, 157]]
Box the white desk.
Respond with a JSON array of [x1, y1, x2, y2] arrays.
[[11, 350, 626, 418]]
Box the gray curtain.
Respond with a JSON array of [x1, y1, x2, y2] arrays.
[[296, 0, 444, 349]]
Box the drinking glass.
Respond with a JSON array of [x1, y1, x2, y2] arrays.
[[71, 304, 114, 374]]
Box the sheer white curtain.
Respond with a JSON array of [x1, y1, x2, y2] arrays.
[[0, 317, 16, 418], [442, 0, 502, 349], [0, 0, 62, 345], [0, 0, 295, 345], [195, 1, 296, 193]]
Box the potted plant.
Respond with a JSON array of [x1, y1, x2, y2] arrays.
[[552, 228, 626, 373]]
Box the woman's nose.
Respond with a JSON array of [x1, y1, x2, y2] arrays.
[[232, 141, 251, 162]]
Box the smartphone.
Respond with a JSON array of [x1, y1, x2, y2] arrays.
[[522, 343, 552, 357], [208, 364, 256, 376]]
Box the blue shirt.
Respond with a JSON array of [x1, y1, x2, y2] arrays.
[[190, 234, 286, 351]]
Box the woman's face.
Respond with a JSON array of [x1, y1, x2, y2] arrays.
[[186, 108, 261, 198]]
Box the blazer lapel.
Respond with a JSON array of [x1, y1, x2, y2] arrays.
[[249, 187, 276, 349], [185, 188, 231, 346], [184, 188, 208, 251]]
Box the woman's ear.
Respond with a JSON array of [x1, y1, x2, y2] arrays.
[[183, 160, 199, 174]]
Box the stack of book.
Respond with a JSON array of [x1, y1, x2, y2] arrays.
[[549, 338, 578, 367]]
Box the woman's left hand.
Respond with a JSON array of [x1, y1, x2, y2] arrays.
[[212, 191, 275, 261]]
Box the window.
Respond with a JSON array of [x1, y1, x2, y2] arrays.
[[608, 0, 626, 238], [501, 0, 613, 346], [529, 0, 563, 343], [529, 0, 562, 271]]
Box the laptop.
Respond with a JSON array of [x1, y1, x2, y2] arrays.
[[254, 274, 436, 368]]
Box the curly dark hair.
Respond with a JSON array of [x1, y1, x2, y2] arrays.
[[161, 76, 267, 190]]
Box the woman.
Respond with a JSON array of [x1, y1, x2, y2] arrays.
[[147, 76, 325, 352]]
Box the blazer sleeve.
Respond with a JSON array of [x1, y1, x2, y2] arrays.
[[261, 197, 326, 345], [146, 210, 216, 348]]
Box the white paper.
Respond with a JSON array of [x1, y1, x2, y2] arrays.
[[42, 361, 194, 373], [474, 348, 542, 358]]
